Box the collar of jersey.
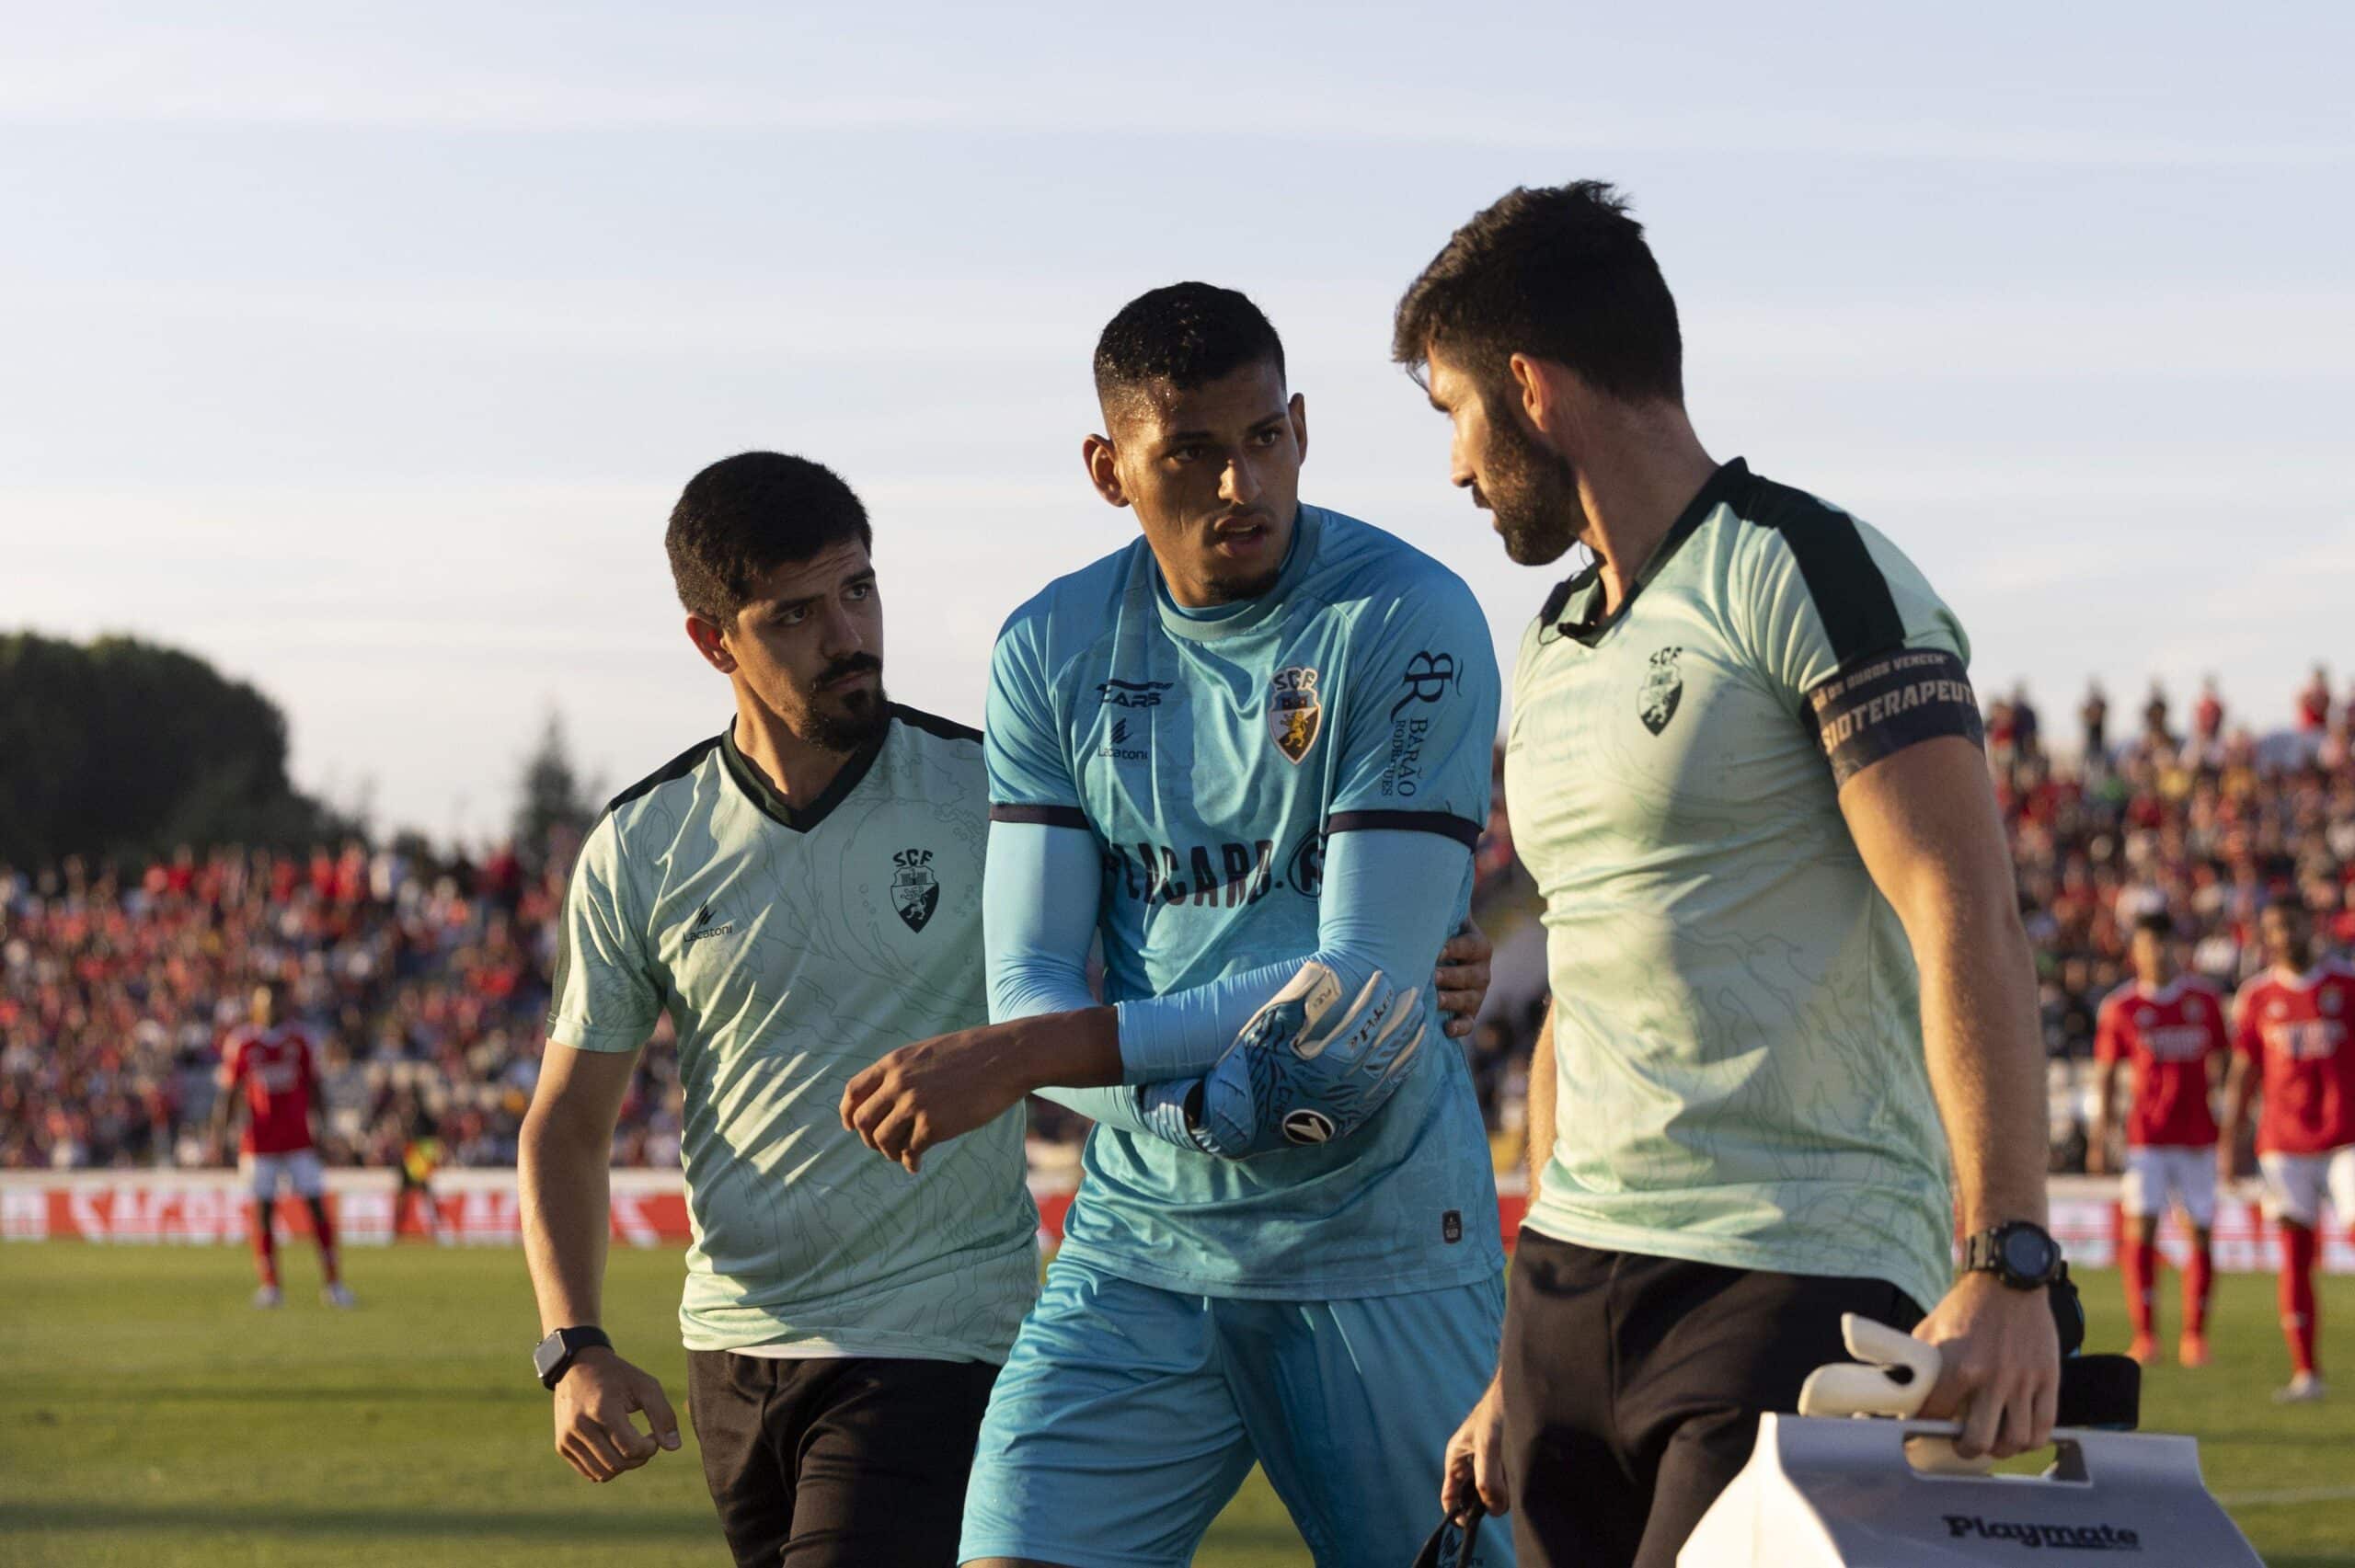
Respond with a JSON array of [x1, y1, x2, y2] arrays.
[[1152, 504, 1320, 643], [1540, 457, 1750, 648], [719, 715, 890, 833]]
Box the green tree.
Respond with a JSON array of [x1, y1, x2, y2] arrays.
[[512, 711, 595, 873], [0, 632, 341, 868]]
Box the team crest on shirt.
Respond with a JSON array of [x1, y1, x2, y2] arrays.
[[890, 848, 939, 933], [1269, 666, 1323, 764], [2326, 990, 2343, 1017], [1638, 647, 1684, 736], [2186, 996, 2206, 1021]]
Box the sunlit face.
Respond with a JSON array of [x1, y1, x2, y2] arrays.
[[1424, 345, 1583, 567], [2259, 903, 2310, 972], [1089, 360, 1305, 607], [694, 540, 886, 753], [2129, 925, 2171, 987], [249, 985, 278, 1028]]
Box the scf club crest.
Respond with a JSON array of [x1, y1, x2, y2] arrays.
[[890, 848, 939, 933], [1639, 646, 1684, 736], [1269, 666, 1322, 764]]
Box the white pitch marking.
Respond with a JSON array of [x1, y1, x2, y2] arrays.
[[2215, 1483, 2355, 1507]]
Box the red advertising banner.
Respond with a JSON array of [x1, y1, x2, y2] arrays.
[[4, 1172, 2349, 1272]]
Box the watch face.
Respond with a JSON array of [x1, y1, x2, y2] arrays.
[[2002, 1227, 2055, 1279]]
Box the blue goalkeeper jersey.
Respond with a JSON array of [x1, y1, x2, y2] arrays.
[[986, 503, 1505, 1299]]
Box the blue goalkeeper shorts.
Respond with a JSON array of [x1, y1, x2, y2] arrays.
[[958, 1254, 1511, 1568]]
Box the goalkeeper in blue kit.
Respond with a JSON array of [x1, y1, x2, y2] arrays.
[[840, 282, 1512, 1567]]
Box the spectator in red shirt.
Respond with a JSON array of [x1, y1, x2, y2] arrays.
[[2194, 678, 2225, 754], [2298, 666, 2333, 734]]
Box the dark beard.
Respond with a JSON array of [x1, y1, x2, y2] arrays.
[[798, 657, 890, 754], [801, 686, 889, 754], [1199, 564, 1285, 605], [1481, 415, 1584, 567]]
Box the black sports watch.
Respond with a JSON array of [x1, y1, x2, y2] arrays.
[[533, 1325, 613, 1390], [1963, 1219, 2065, 1291]]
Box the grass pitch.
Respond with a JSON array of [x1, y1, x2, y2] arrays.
[[0, 1247, 2349, 1566]]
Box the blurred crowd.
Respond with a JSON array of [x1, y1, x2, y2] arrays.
[[0, 839, 684, 1173], [5, 667, 2351, 1176]]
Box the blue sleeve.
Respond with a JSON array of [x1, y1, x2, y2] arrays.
[[983, 605, 1086, 828], [983, 818, 1198, 1145], [1113, 827, 1470, 1082], [1327, 573, 1501, 844]]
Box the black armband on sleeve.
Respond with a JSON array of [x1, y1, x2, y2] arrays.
[[1802, 647, 1983, 787]]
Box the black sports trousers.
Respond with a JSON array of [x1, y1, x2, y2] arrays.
[[1501, 1232, 1925, 1568], [687, 1349, 999, 1567]]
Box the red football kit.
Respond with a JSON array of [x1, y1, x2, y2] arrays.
[[2233, 963, 2355, 1156], [221, 1024, 319, 1156], [2096, 978, 2225, 1147]]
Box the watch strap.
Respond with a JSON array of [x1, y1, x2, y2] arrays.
[[534, 1324, 613, 1390], [1964, 1221, 2060, 1288]]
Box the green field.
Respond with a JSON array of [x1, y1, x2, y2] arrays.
[[0, 1247, 2349, 1566]]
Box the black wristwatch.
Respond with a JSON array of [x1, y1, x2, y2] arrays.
[[1963, 1220, 2065, 1291], [533, 1325, 614, 1390]]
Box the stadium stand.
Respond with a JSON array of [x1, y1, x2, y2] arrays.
[[2, 674, 2349, 1176]]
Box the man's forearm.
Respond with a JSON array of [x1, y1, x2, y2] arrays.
[[1914, 896, 2049, 1230], [997, 1005, 1124, 1093], [520, 1112, 613, 1333]]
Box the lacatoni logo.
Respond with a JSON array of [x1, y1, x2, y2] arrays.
[[682, 902, 735, 946], [1099, 716, 1148, 761], [1942, 1515, 2142, 1551]]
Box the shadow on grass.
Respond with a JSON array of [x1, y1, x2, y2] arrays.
[[0, 1501, 715, 1543]]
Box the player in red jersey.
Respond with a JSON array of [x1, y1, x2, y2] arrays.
[[2090, 911, 2228, 1368], [2219, 902, 2355, 1402], [214, 980, 353, 1310]]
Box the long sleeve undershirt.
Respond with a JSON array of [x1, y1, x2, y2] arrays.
[[983, 818, 1470, 1135]]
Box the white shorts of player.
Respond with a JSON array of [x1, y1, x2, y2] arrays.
[[239, 1149, 327, 1202], [2121, 1145, 2218, 1229], [2256, 1146, 2355, 1230]]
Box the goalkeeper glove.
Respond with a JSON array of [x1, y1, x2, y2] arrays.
[[1188, 960, 1427, 1159]]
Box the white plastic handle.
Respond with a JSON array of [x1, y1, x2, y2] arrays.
[[1797, 1313, 1993, 1476], [1798, 1315, 1938, 1418]]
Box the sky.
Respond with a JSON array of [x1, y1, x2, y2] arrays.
[[4, 3, 2349, 843]]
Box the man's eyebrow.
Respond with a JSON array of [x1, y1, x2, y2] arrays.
[[1165, 411, 1290, 443]]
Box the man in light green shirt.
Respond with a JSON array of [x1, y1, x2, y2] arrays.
[[519, 452, 1033, 1567], [517, 450, 1493, 1567], [1395, 183, 2063, 1568]]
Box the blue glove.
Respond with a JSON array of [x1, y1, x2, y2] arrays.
[[1188, 960, 1428, 1158]]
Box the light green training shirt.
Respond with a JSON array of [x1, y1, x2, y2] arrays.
[[548, 705, 1038, 1358], [1508, 458, 1979, 1315]]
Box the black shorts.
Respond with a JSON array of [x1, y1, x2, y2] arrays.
[[687, 1350, 999, 1568], [1502, 1232, 1924, 1568]]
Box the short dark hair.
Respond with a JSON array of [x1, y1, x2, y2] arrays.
[[1392, 181, 1683, 405], [2132, 910, 2174, 939], [1094, 282, 1286, 410], [666, 452, 872, 626]]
